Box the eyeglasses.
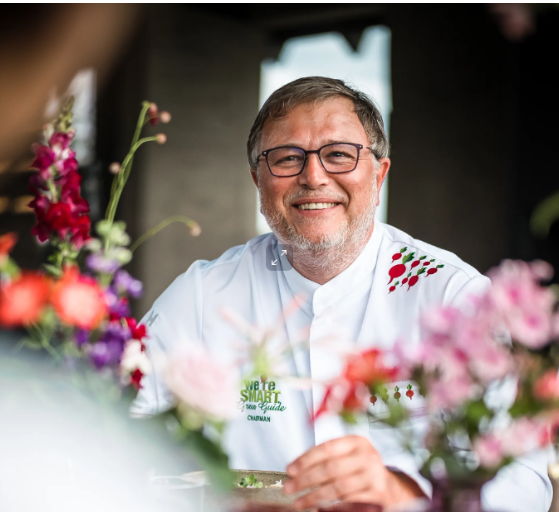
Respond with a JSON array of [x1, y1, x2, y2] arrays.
[[257, 142, 375, 178]]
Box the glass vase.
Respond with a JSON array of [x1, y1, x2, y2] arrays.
[[427, 477, 486, 512]]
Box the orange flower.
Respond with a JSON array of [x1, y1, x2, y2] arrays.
[[0, 232, 17, 263], [51, 266, 108, 329], [0, 272, 50, 326]]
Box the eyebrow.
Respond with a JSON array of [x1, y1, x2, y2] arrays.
[[268, 139, 353, 148]]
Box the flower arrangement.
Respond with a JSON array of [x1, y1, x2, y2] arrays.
[[315, 259, 559, 488], [0, 99, 242, 489], [0, 99, 166, 389]]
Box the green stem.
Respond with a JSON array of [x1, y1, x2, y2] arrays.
[[104, 135, 159, 231], [130, 215, 201, 253], [104, 101, 152, 227]]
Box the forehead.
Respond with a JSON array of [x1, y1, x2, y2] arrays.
[[260, 96, 368, 148]]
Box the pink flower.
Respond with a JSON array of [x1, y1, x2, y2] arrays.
[[57, 154, 78, 175], [426, 371, 476, 411], [473, 434, 504, 468], [49, 131, 73, 150], [488, 260, 556, 348], [499, 418, 551, 457], [165, 346, 240, 421], [32, 144, 55, 171], [534, 370, 559, 401]]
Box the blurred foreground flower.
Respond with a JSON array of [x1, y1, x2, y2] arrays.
[[317, 258, 559, 486], [0, 272, 50, 326], [52, 266, 107, 329], [165, 345, 240, 427]]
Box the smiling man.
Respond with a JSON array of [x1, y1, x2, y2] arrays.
[[133, 77, 551, 511]]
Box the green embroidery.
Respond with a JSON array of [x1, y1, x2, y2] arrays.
[[240, 378, 287, 422]]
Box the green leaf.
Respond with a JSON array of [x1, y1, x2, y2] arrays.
[[403, 252, 415, 264], [530, 190, 559, 238]]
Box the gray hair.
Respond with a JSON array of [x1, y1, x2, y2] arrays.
[[247, 76, 389, 169]]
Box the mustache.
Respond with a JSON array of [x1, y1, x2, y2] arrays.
[[285, 191, 347, 204]]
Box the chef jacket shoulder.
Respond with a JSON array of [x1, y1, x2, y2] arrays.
[[143, 233, 278, 344]]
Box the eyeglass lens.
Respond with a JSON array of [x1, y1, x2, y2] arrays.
[[266, 143, 359, 176]]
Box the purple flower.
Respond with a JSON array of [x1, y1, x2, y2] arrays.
[[113, 270, 143, 298], [75, 328, 90, 347], [90, 322, 130, 369], [105, 287, 131, 317], [86, 253, 121, 274]]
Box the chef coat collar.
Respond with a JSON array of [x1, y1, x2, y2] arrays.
[[281, 222, 384, 318]]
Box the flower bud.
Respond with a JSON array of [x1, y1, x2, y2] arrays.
[[109, 162, 121, 174], [156, 133, 167, 145], [189, 222, 202, 237], [159, 111, 172, 124]]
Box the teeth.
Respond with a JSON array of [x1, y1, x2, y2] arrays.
[[297, 202, 337, 210]]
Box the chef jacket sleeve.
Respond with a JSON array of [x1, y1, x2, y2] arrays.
[[130, 261, 206, 417]]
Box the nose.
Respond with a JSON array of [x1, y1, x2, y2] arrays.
[[296, 152, 330, 188]]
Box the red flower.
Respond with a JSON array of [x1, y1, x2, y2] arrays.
[[125, 317, 147, 342], [45, 202, 73, 232], [0, 272, 50, 326], [51, 266, 108, 329], [58, 155, 78, 175], [130, 368, 144, 390], [0, 232, 17, 259], [68, 214, 91, 248], [344, 348, 398, 386]]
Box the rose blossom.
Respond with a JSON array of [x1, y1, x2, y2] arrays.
[[165, 345, 240, 421]]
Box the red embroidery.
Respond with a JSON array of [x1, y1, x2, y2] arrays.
[[369, 383, 415, 405], [387, 247, 445, 293]]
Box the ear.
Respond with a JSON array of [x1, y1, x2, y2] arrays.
[[250, 168, 259, 187], [376, 157, 390, 188], [375, 158, 391, 205]]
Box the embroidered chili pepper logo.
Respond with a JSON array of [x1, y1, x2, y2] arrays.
[[387, 247, 444, 293]]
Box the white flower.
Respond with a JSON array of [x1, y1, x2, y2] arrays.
[[164, 345, 240, 422], [120, 340, 150, 375]]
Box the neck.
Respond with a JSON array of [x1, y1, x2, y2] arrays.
[[287, 225, 374, 284]]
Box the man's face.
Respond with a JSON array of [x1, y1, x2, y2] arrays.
[[251, 96, 390, 251]]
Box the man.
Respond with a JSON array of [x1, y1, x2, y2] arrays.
[[133, 77, 551, 510]]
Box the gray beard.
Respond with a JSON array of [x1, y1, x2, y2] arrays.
[[259, 191, 377, 274]]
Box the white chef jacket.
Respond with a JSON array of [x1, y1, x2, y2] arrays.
[[132, 222, 552, 511]]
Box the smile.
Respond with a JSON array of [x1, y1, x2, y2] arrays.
[[296, 202, 338, 210]]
